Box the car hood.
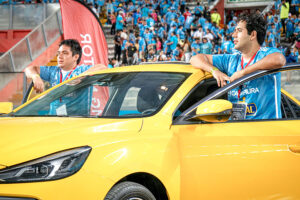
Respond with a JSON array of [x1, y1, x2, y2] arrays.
[[0, 117, 143, 167]]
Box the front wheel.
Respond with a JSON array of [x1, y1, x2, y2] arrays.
[[104, 181, 156, 200]]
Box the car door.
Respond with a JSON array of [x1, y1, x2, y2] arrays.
[[171, 66, 300, 200]]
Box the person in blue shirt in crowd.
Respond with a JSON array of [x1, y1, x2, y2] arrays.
[[228, 16, 237, 28], [128, 29, 136, 43], [294, 22, 300, 39], [167, 31, 178, 52], [137, 35, 147, 61], [138, 19, 147, 37], [148, 4, 154, 14], [116, 11, 124, 31], [127, 1, 135, 13], [143, 27, 153, 44], [158, 24, 166, 39], [106, 0, 114, 15], [148, 35, 157, 51], [273, 17, 282, 43], [267, 30, 277, 47], [112, 0, 119, 12], [178, 13, 185, 27], [133, 8, 142, 26], [221, 35, 234, 54], [194, 2, 203, 18], [285, 47, 298, 63], [161, 0, 170, 15], [203, 18, 212, 33], [171, 45, 181, 61], [191, 13, 286, 120], [266, 11, 274, 29], [291, 46, 299, 63], [25, 39, 106, 115], [286, 15, 295, 41], [141, 5, 149, 18], [200, 37, 213, 54], [184, 14, 194, 36], [168, 24, 177, 39], [177, 25, 186, 42], [163, 38, 172, 55], [146, 15, 155, 27], [198, 15, 206, 28], [191, 37, 201, 56]]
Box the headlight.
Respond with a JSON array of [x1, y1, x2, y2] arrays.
[[0, 146, 91, 183]]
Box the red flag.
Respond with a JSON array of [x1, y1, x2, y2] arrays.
[[59, 0, 108, 66], [59, 0, 109, 116]]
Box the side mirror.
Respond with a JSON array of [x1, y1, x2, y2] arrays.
[[0, 102, 13, 114], [189, 99, 232, 122]]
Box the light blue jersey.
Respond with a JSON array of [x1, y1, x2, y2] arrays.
[[212, 47, 282, 119], [40, 65, 92, 87], [40, 65, 93, 115]]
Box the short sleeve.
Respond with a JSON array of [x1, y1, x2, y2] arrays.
[[76, 65, 92, 74], [212, 54, 232, 74], [266, 47, 282, 54], [40, 66, 58, 82]]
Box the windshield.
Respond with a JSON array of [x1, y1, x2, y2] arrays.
[[12, 72, 189, 118]]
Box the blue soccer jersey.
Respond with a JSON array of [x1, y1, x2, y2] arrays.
[[40, 64, 92, 87], [212, 47, 282, 120], [40, 64, 93, 115]]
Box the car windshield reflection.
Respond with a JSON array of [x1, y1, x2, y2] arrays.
[[12, 72, 189, 118]]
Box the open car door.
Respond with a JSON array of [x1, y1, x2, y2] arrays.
[[171, 65, 300, 199]]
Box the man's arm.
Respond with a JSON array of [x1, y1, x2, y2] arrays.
[[190, 54, 230, 87], [24, 65, 44, 93], [230, 52, 286, 82]]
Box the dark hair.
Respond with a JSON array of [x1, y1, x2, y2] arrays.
[[59, 39, 82, 64], [237, 13, 267, 46]]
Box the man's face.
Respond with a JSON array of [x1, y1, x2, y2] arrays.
[[232, 21, 252, 51], [57, 45, 79, 70]]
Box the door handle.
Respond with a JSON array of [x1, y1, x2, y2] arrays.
[[289, 145, 300, 153]]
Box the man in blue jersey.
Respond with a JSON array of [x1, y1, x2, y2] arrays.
[[25, 39, 106, 115], [190, 13, 286, 120]]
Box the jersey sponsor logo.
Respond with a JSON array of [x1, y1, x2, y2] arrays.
[[228, 87, 260, 97], [246, 103, 257, 116]]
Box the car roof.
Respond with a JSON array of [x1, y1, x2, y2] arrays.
[[90, 63, 203, 75]]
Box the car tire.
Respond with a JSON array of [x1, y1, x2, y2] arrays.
[[104, 181, 156, 200]]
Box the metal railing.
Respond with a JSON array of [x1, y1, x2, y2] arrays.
[[0, 3, 60, 30], [0, 8, 62, 72], [0, 4, 62, 106]]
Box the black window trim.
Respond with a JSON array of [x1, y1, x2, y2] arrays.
[[282, 93, 297, 118]]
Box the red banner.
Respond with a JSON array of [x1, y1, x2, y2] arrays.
[[59, 0, 109, 116], [59, 0, 108, 66]]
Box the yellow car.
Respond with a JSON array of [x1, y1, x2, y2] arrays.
[[0, 63, 299, 200]]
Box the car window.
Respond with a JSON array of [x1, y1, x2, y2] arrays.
[[12, 72, 189, 118], [173, 78, 225, 120], [281, 70, 300, 119]]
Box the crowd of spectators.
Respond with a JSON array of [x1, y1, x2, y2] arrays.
[[88, 0, 300, 68], [0, 0, 58, 3], [1, 0, 300, 68]]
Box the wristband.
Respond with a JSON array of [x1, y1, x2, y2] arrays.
[[211, 67, 219, 74]]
